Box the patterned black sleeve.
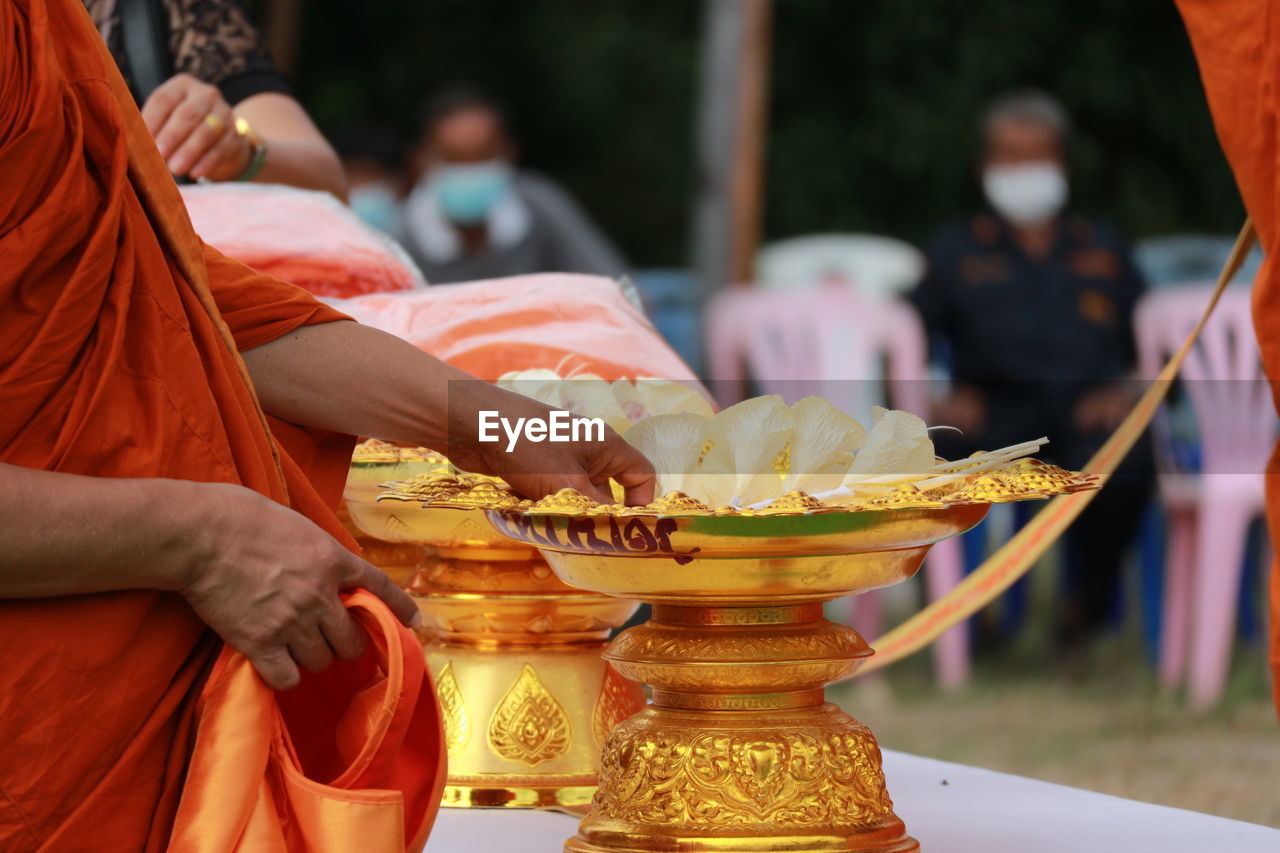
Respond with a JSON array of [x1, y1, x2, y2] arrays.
[[166, 0, 293, 104]]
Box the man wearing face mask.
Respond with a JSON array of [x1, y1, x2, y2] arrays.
[[398, 86, 628, 284], [334, 124, 408, 235], [910, 89, 1151, 643]]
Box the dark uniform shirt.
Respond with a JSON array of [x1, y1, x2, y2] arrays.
[[910, 211, 1146, 452]]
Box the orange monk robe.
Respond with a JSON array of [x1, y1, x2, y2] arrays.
[[0, 0, 440, 849], [1175, 0, 1280, 715]]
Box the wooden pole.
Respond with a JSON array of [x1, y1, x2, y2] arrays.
[[261, 0, 304, 75], [692, 0, 773, 295]]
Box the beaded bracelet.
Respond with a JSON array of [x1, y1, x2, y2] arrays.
[[233, 117, 269, 182]]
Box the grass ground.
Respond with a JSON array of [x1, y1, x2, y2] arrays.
[[833, 642, 1279, 828], [829, 574, 1280, 828]]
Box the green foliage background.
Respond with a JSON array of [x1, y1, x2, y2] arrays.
[[288, 0, 1243, 268]]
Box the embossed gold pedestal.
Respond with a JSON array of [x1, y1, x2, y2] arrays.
[[343, 447, 647, 810], [486, 502, 994, 853]]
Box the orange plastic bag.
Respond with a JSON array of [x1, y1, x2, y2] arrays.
[[329, 273, 697, 381], [168, 590, 446, 853], [181, 184, 427, 298]]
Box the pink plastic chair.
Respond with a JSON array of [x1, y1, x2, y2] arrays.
[[1135, 286, 1274, 710], [705, 283, 971, 689]]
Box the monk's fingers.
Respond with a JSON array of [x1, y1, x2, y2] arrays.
[[505, 469, 610, 504], [622, 476, 656, 506], [345, 559, 420, 629], [286, 625, 335, 674], [248, 645, 302, 692], [165, 98, 233, 177], [562, 472, 613, 505], [189, 123, 250, 181], [318, 603, 368, 662], [613, 461, 656, 506], [589, 439, 655, 505]]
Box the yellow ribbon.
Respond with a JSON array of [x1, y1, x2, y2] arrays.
[[858, 220, 1258, 675]]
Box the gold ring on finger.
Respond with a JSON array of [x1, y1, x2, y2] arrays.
[[203, 113, 226, 134]]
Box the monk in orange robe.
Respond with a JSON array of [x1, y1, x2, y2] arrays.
[[0, 0, 653, 850], [1176, 0, 1280, 716]]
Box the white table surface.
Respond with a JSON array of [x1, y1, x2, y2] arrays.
[[423, 749, 1280, 852]]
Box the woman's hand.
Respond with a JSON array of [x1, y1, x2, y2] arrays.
[[141, 73, 252, 181], [179, 483, 420, 690]]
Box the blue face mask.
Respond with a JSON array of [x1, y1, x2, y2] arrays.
[[429, 161, 513, 225], [348, 182, 402, 234]]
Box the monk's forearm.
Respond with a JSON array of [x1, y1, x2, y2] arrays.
[[240, 320, 487, 452], [238, 321, 655, 502], [0, 463, 207, 597]]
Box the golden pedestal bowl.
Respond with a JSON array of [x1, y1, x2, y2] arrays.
[[439, 460, 1098, 853], [343, 443, 448, 589], [344, 449, 646, 811]]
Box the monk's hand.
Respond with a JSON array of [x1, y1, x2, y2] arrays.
[[442, 382, 656, 506], [488, 424, 657, 506], [141, 73, 253, 181], [179, 483, 419, 690]]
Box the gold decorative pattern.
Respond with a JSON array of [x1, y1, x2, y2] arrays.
[[488, 665, 572, 766], [351, 439, 448, 465], [436, 663, 470, 756], [382, 457, 1096, 517], [659, 603, 819, 626], [527, 488, 605, 515], [592, 663, 645, 748], [589, 713, 895, 830], [379, 472, 521, 509], [608, 623, 869, 663], [620, 492, 710, 515], [759, 490, 827, 513], [611, 661, 861, 695]]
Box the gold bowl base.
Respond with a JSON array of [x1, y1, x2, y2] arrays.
[[442, 783, 596, 810], [427, 638, 644, 809], [563, 602, 919, 853], [567, 704, 917, 853]]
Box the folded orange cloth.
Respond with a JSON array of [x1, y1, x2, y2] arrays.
[[335, 273, 698, 381], [169, 591, 445, 853], [1176, 0, 1280, 717], [0, 0, 442, 849]]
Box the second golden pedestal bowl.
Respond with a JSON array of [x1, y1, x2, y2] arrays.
[[345, 450, 646, 810]]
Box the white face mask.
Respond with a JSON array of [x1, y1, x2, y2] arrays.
[[982, 161, 1068, 226]]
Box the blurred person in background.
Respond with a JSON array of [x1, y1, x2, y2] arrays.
[[84, 0, 345, 196], [400, 86, 627, 284], [333, 124, 408, 234], [910, 89, 1151, 644]]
